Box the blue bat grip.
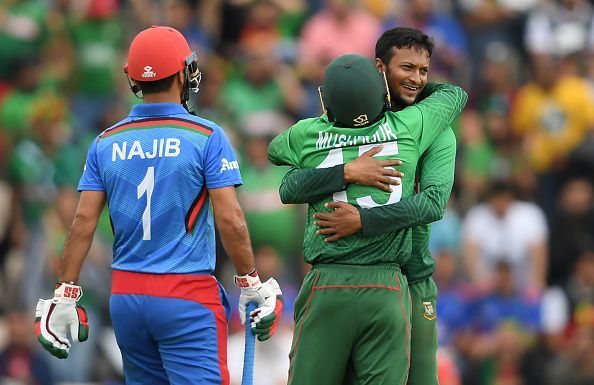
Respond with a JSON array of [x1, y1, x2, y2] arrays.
[[241, 301, 258, 385]]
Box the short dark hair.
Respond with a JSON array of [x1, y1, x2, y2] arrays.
[[487, 179, 516, 198], [375, 27, 434, 66], [136, 72, 178, 95]]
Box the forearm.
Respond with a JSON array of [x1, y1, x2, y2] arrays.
[[359, 185, 448, 236], [216, 209, 255, 275], [280, 165, 345, 204], [210, 187, 255, 275], [59, 191, 105, 283], [59, 217, 98, 283]]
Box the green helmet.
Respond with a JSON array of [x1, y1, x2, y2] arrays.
[[321, 54, 388, 128]]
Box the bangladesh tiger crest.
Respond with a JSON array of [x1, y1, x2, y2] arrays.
[[422, 301, 436, 320]]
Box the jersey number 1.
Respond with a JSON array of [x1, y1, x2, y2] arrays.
[[137, 166, 154, 240], [316, 142, 402, 208]]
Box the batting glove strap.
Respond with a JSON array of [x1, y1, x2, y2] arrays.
[[234, 269, 261, 288], [53, 282, 83, 303]]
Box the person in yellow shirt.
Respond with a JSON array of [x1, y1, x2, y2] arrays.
[[511, 55, 594, 173], [511, 54, 594, 218]]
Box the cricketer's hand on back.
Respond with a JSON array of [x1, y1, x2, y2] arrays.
[[35, 282, 89, 359]]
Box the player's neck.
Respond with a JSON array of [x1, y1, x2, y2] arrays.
[[143, 89, 182, 104]]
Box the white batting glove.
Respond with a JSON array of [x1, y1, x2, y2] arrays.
[[35, 282, 89, 359], [235, 270, 284, 341]]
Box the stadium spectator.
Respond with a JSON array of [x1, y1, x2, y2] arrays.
[[525, 0, 594, 58], [429, 206, 462, 258], [0, 309, 55, 385], [460, 261, 541, 385], [67, 0, 124, 137], [299, 0, 381, 66], [236, 129, 304, 263], [511, 54, 594, 218], [548, 326, 594, 385], [7, 95, 80, 308], [384, 0, 469, 84], [165, 0, 212, 54], [434, 248, 473, 348], [549, 177, 594, 286], [520, 287, 570, 385], [458, 110, 494, 207], [220, 39, 304, 127], [467, 261, 541, 334], [0, 56, 47, 143], [564, 249, 594, 327], [455, 0, 536, 90], [0, 0, 48, 78], [462, 180, 549, 290]]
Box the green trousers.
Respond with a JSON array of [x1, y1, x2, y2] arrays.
[[407, 277, 439, 385], [288, 264, 412, 385]]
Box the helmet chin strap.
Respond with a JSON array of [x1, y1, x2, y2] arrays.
[[126, 74, 143, 99]]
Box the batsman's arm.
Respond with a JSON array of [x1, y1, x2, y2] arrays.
[[210, 186, 255, 275], [59, 191, 106, 282], [359, 129, 456, 236]]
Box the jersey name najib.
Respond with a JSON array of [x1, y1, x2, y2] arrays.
[[78, 103, 242, 274]]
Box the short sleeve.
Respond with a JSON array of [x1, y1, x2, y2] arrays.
[[78, 139, 105, 191], [204, 126, 243, 189]]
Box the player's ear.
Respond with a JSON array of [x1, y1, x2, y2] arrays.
[[177, 70, 185, 87], [375, 58, 386, 73]]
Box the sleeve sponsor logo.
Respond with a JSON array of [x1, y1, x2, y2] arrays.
[[220, 158, 239, 173]]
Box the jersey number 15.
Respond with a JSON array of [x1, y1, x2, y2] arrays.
[[316, 142, 402, 208]]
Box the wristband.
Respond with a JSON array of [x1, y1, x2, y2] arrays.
[[234, 269, 261, 288]]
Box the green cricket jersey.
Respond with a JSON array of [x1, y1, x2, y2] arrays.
[[268, 83, 466, 266]]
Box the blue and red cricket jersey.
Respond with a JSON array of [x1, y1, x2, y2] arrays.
[[79, 103, 241, 385]]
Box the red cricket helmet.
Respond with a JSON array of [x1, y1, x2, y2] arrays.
[[125, 25, 192, 82]]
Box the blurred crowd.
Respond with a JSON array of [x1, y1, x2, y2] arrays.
[[0, 0, 593, 384]]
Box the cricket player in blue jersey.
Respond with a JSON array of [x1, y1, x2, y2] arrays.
[[34, 26, 283, 385]]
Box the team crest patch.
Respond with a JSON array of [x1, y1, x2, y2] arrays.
[[353, 114, 369, 126], [422, 301, 436, 320]]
